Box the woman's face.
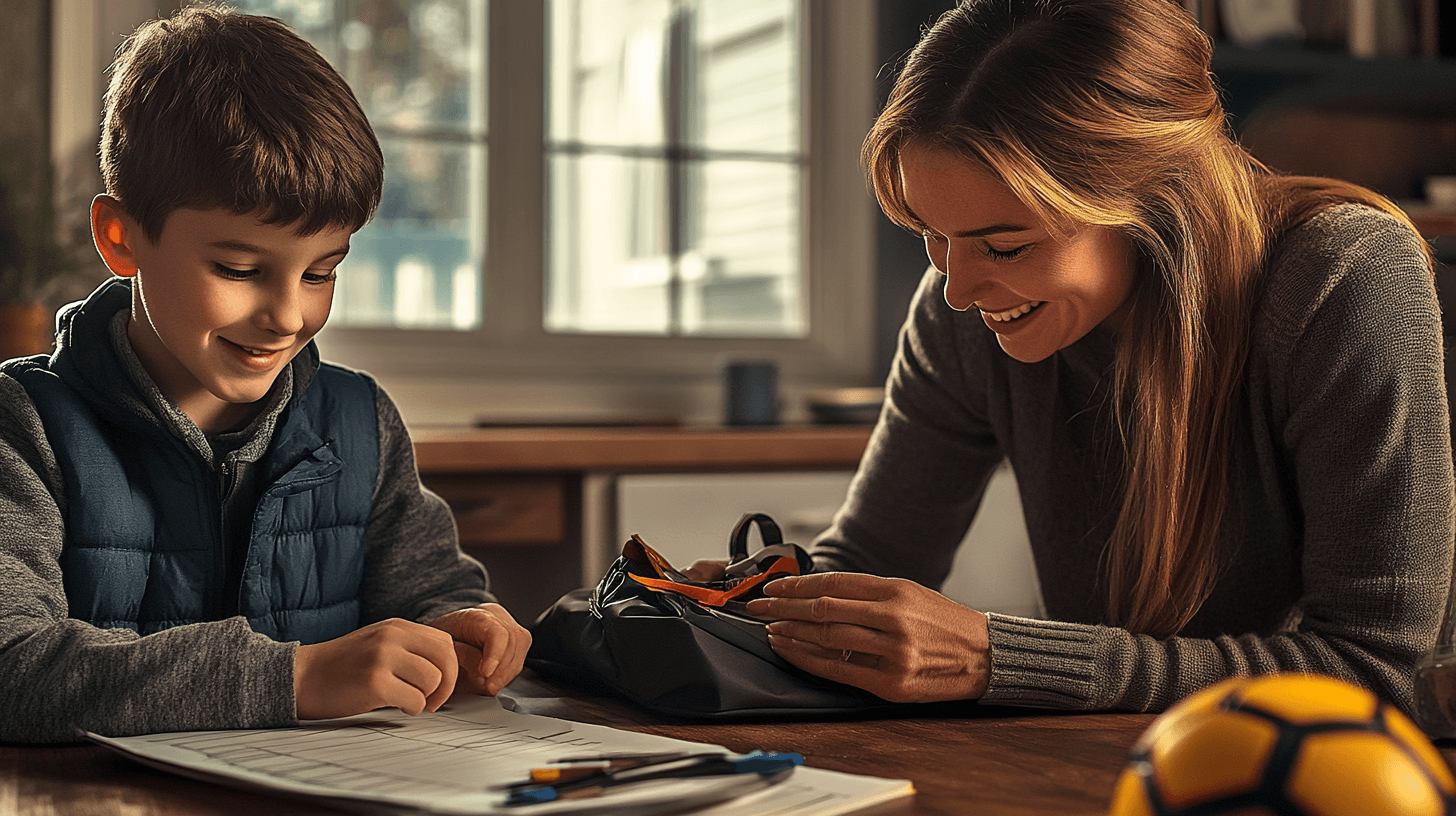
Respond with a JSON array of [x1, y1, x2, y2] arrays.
[[898, 141, 1137, 363]]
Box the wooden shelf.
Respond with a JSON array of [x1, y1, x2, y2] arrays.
[[412, 424, 874, 474], [1406, 205, 1456, 238]]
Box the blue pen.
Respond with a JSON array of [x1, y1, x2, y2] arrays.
[[503, 750, 804, 806]]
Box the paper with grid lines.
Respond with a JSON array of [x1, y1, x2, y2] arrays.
[[88, 693, 911, 815]]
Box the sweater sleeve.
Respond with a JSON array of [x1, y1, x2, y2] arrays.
[[0, 375, 297, 743], [978, 207, 1454, 716], [812, 266, 1006, 589], [357, 378, 494, 625]]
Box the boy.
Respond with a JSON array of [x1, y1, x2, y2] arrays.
[[0, 6, 528, 742]]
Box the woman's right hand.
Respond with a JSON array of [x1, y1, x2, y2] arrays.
[[294, 618, 459, 720], [747, 572, 990, 703], [679, 558, 728, 582]]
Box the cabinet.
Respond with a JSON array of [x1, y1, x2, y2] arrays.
[[415, 425, 1046, 623], [413, 425, 873, 623], [415, 429, 1045, 623], [416, 471, 581, 625]]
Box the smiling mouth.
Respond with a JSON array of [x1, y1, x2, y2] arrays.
[[979, 301, 1043, 322], [226, 339, 289, 357]]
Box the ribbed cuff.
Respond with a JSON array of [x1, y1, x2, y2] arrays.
[[233, 630, 301, 728], [981, 613, 1104, 710]]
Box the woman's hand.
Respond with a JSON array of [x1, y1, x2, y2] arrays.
[[294, 618, 460, 720], [429, 603, 532, 696], [746, 572, 990, 704]]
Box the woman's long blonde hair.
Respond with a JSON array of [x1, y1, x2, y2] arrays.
[[865, 0, 1427, 638]]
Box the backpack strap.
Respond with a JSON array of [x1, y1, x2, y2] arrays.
[[724, 512, 814, 579]]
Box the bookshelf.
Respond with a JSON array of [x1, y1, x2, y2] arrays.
[[1187, 0, 1456, 226]]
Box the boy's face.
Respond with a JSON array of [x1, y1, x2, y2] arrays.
[[120, 207, 351, 433]]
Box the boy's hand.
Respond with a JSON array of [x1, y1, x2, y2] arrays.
[[428, 603, 531, 695], [294, 618, 459, 720]]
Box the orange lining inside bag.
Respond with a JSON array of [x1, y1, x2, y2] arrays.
[[622, 534, 801, 608]]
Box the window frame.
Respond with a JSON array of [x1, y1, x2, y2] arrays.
[[54, 0, 879, 425]]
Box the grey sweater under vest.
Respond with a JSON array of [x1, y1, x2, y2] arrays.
[[0, 283, 492, 742]]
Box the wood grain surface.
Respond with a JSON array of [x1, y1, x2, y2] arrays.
[[9, 670, 1455, 815]]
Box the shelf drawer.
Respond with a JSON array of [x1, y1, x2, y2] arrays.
[[422, 474, 565, 546]]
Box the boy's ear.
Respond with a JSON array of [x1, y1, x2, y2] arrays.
[[90, 195, 141, 278]]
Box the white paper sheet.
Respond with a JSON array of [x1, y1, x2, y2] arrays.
[[89, 694, 913, 815]]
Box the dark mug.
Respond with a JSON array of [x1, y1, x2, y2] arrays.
[[720, 359, 779, 426]]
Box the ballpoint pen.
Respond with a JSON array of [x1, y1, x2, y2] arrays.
[[502, 751, 804, 806], [489, 751, 722, 791], [548, 751, 711, 764]]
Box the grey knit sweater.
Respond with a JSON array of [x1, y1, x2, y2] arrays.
[[813, 204, 1455, 715], [0, 286, 492, 742]]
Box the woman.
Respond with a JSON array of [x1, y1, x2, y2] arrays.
[[738, 0, 1453, 714]]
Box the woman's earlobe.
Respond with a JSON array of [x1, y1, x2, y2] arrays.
[[90, 195, 140, 278]]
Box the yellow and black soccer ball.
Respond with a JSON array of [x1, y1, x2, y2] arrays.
[[1109, 673, 1456, 816]]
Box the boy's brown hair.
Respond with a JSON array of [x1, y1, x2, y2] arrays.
[[101, 4, 383, 242]]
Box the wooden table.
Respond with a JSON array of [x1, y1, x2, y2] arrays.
[[411, 425, 874, 623], [10, 670, 1456, 814], [0, 670, 1154, 815], [497, 671, 1157, 815]]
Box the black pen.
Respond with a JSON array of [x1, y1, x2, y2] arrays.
[[502, 751, 803, 806], [489, 751, 722, 791], [547, 750, 713, 765]]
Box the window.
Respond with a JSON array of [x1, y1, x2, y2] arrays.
[[233, 0, 487, 330], [546, 0, 804, 337], [54, 0, 876, 424]]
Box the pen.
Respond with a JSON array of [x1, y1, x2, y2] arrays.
[[502, 751, 804, 806], [489, 751, 723, 791], [548, 751, 707, 764], [533, 751, 724, 781]]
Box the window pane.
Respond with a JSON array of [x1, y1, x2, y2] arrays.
[[693, 0, 798, 153], [239, 0, 485, 134], [232, 0, 486, 330], [548, 0, 673, 148], [545, 153, 801, 336], [342, 138, 483, 329], [546, 0, 804, 337], [546, 154, 672, 334], [686, 159, 801, 334]]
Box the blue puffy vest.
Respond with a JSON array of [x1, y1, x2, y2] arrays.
[[5, 285, 378, 645]]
